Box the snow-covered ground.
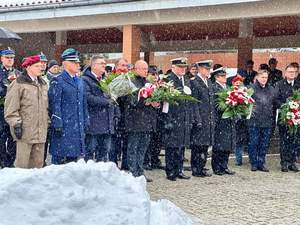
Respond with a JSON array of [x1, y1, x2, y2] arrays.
[[0, 160, 200, 225]]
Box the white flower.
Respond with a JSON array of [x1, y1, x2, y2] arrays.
[[289, 101, 299, 109]]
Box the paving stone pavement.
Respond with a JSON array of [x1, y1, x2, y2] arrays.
[[145, 154, 300, 225]]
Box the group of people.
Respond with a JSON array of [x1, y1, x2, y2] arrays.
[[0, 46, 299, 183]]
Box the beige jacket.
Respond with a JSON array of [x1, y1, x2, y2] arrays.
[[4, 72, 49, 144]]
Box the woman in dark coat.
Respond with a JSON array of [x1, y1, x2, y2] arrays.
[[231, 75, 249, 166], [211, 68, 236, 175]]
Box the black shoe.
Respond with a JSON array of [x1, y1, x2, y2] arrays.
[[177, 173, 191, 180], [167, 176, 176, 181], [151, 161, 162, 169], [203, 167, 209, 171], [251, 166, 257, 172], [288, 164, 299, 172], [199, 170, 212, 177], [143, 164, 152, 171], [192, 172, 202, 177], [224, 169, 235, 175], [214, 171, 225, 176], [281, 165, 288, 172], [258, 166, 269, 172], [236, 162, 242, 166]]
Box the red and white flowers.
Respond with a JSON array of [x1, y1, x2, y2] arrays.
[[279, 91, 300, 135], [138, 83, 157, 100], [216, 86, 255, 119]]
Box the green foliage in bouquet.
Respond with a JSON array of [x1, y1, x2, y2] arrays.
[[98, 71, 137, 100], [145, 81, 199, 105], [216, 86, 255, 119], [0, 97, 4, 107], [279, 90, 300, 136]]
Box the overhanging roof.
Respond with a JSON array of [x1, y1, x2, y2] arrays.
[[0, 0, 263, 11], [1, 0, 299, 33]]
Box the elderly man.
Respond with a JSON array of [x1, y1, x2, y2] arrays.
[[48, 48, 89, 165], [123, 60, 158, 182], [0, 48, 20, 168], [4, 55, 48, 168], [82, 55, 119, 162]]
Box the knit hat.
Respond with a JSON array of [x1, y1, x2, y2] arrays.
[[48, 60, 59, 70]]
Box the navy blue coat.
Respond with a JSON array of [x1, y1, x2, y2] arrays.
[[248, 81, 276, 128], [48, 70, 89, 157], [190, 75, 216, 146], [162, 72, 193, 148], [213, 82, 236, 152], [82, 68, 120, 135]]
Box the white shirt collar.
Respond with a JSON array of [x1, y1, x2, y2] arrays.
[[91, 71, 100, 79], [197, 73, 208, 86], [216, 81, 226, 89]]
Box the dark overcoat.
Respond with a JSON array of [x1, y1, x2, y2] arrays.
[[48, 70, 89, 157], [162, 72, 193, 148], [123, 76, 157, 133], [212, 82, 236, 152], [82, 68, 120, 135], [190, 75, 216, 146]]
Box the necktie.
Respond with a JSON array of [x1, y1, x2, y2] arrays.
[[73, 76, 77, 84]]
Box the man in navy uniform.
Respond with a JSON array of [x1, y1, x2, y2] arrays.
[[48, 48, 89, 164], [190, 60, 216, 177], [162, 57, 192, 181], [210, 67, 236, 175], [0, 48, 20, 168]]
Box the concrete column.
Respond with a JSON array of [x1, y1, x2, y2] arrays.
[[144, 51, 155, 65], [122, 25, 141, 64], [55, 31, 67, 63], [237, 19, 253, 69]]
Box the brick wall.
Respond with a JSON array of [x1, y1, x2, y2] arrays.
[[154, 51, 300, 73]]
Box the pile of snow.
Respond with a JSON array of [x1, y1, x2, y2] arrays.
[[0, 160, 200, 225]]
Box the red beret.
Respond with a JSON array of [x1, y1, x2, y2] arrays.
[[232, 75, 244, 84], [22, 55, 41, 68]]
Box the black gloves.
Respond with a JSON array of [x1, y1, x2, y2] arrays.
[[14, 124, 23, 139], [54, 128, 63, 137]]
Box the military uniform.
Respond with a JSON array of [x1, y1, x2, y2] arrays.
[[210, 68, 236, 175], [190, 60, 216, 177], [162, 58, 193, 181], [0, 48, 19, 168]]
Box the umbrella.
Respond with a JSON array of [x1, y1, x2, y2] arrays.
[[0, 27, 22, 42]]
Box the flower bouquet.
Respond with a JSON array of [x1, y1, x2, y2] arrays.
[[279, 91, 300, 135], [216, 85, 255, 119], [138, 79, 199, 112], [99, 69, 138, 100], [0, 73, 17, 106]]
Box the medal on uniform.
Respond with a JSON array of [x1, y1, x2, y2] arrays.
[[183, 86, 191, 95]]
